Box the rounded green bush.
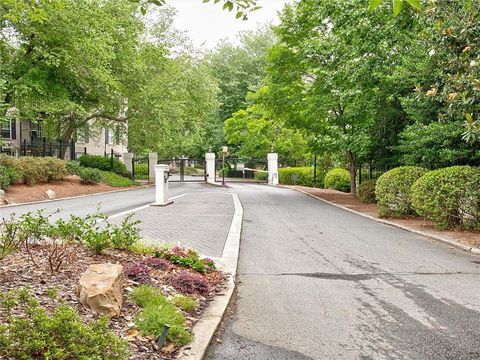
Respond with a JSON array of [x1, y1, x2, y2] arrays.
[[324, 168, 350, 192], [66, 160, 82, 175], [0, 165, 19, 190], [358, 179, 376, 204], [376, 166, 427, 217], [78, 167, 102, 184], [79, 154, 126, 175], [278, 167, 325, 187], [14, 156, 66, 185], [412, 166, 480, 230]]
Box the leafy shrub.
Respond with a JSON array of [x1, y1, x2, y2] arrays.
[[66, 160, 82, 175], [14, 157, 67, 185], [100, 171, 136, 187], [168, 270, 210, 296], [376, 166, 427, 217], [0, 288, 129, 359], [134, 163, 148, 179], [132, 285, 192, 345], [0, 154, 16, 168], [278, 167, 325, 187], [78, 167, 102, 184], [42, 157, 68, 182], [358, 180, 377, 204], [324, 168, 351, 192], [411, 166, 480, 229], [110, 214, 141, 249], [79, 154, 126, 174], [172, 295, 197, 312], [156, 246, 215, 273], [0, 215, 21, 260], [254, 171, 268, 181], [124, 262, 151, 283], [0, 165, 19, 189]]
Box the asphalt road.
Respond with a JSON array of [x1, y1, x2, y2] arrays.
[[208, 184, 480, 360], [0, 182, 209, 220]]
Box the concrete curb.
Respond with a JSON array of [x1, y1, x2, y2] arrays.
[[292, 187, 480, 256], [0, 184, 154, 209], [178, 193, 243, 360]]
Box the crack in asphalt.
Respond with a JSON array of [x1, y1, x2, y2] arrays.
[[237, 272, 478, 281]]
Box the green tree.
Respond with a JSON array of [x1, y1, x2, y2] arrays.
[[224, 88, 308, 163], [266, 0, 418, 193], [1, 0, 142, 154], [206, 26, 276, 125]]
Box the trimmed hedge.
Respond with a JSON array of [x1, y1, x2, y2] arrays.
[[0, 156, 67, 186], [412, 166, 480, 230], [376, 166, 427, 217], [100, 171, 136, 187], [66, 160, 82, 175], [278, 167, 324, 187], [79, 155, 126, 175], [78, 167, 102, 184], [324, 168, 350, 192], [0, 165, 19, 190], [358, 180, 376, 204]]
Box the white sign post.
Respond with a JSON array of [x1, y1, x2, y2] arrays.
[[152, 164, 173, 206]]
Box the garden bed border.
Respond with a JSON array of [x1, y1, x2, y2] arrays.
[[0, 184, 154, 209]]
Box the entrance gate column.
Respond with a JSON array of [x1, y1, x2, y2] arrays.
[[205, 152, 216, 184], [148, 152, 157, 182], [268, 153, 279, 185]]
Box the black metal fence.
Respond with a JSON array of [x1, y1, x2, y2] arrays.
[[215, 158, 268, 183], [18, 138, 76, 160], [158, 158, 206, 182]]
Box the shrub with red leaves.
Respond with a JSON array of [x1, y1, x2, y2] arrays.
[[169, 270, 210, 296], [124, 262, 150, 283], [143, 257, 171, 271]]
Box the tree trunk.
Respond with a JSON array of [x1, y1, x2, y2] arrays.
[[62, 127, 75, 160], [348, 150, 356, 194]]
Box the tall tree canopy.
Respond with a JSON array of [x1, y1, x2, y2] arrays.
[[0, 1, 220, 157]]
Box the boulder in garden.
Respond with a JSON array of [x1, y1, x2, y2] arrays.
[[78, 263, 124, 318]]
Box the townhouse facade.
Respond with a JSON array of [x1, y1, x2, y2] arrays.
[[0, 118, 127, 160]]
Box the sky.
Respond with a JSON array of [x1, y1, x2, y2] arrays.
[[171, 0, 290, 49]]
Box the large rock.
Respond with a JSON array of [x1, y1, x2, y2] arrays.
[[78, 264, 124, 318], [45, 189, 56, 200], [0, 189, 7, 205]]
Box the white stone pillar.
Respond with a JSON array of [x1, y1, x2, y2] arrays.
[[268, 153, 279, 186], [123, 153, 133, 175], [152, 164, 172, 206], [148, 152, 157, 182], [205, 152, 216, 184]]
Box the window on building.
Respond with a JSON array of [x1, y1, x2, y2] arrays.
[[105, 126, 121, 145], [77, 126, 89, 143], [1, 120, 11, 139]]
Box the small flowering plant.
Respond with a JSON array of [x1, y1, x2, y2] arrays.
[[143, 257, 171, 271], [124, 262, 151, 284], [155, 246, 216, 273], [168, 270, 210, 296]]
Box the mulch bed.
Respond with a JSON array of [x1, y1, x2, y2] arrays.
[[4, 175, 137, 205], [293, 186, 480, 250], [0, 244, 226, 359]]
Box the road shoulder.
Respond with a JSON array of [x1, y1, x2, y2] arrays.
[[291, 186, 480, 255]]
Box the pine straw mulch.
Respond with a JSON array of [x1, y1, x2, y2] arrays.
[[0, 244, 227, 359]]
